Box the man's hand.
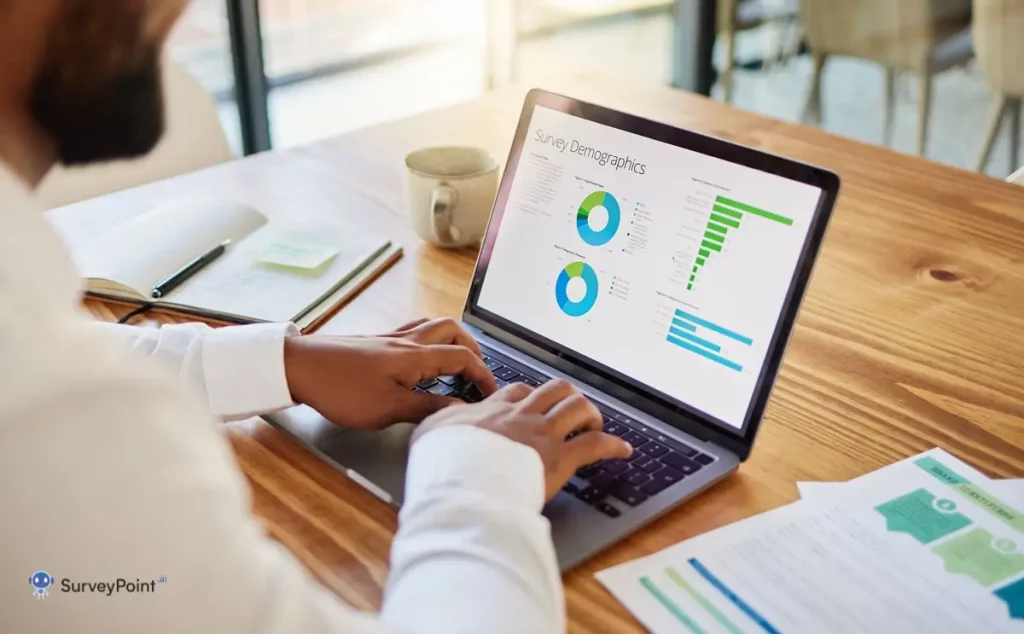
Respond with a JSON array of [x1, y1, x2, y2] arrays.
[[381, 317, 483, 355], [413, 380, 633, 500], [284, 318, 498, 430]]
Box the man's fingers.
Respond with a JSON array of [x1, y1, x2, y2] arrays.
[[563, 431, 633, 470], [395, 391, 463, 423], [419, 345, 499, 394], [411, 318, 484, 357], [544, 393, 602, 437], [487, 382, 533, 403], [392, 317, 432, 334], [516, 379, 579, 415]]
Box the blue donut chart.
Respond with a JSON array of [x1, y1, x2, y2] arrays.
[[555, 261, 599, 317], [577, 190, 621, 246]]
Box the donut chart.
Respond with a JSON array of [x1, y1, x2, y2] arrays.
[[577, 190, 621, 246], [555, 261, 599, 317]]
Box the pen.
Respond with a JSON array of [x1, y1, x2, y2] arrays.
[[151, 239, 231, 299]]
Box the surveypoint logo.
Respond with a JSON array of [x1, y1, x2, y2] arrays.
[[30, 571, 54, 599], [29, 570, 167, 599]]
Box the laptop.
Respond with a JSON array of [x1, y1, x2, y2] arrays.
[[265, 89, 840, 570]]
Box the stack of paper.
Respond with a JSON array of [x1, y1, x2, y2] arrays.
[[597, 449, 1024, 633]]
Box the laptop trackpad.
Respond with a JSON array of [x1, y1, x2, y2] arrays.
[[268, 406, 606, 530], [265, 406, 413, 504]]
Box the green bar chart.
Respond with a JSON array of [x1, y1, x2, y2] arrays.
[[688, 195, 794, 291]]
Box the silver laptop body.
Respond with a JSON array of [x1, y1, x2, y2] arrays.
[[266, 89, 839, 570]]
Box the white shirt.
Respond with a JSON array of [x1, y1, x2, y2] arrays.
[[0, 165, 564, 633]]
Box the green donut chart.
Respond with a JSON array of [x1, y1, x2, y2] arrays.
[[577, 190, 621, 246], [555, 261, 599, 317]]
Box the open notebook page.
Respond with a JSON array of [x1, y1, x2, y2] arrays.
[[72, 201, 267, 297], [163, 223, 391, 323]]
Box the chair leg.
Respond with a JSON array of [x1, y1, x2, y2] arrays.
[[916, 72, 932, 156], [722, 29, 737, 103], [883, 68, 897, 147], [763, 21, 784, 70], [975, 95, 1008, 172], [779, 21, 803, 65], [1010, 99, 1021, 174], [802, 53, 827, 124]]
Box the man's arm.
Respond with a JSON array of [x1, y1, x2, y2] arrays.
[[4, 312, 563, 633], [91, 321, 297, 420], [385, 426, 564, 633]]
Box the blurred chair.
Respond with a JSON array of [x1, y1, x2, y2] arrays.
[[35, 58, 233, 210], [718, 0, 801, 102], [972, 0, 1024, 173], [799, 0, 973, 155]]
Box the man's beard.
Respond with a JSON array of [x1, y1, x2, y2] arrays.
[[30, 50, 166, 166]]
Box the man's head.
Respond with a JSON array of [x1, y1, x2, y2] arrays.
[[0, 0, 187, 170]]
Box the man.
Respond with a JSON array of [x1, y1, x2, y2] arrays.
[[0, 2, 631, 632]]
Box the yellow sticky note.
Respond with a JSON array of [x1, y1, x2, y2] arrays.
[[258, 240, 339, 271]]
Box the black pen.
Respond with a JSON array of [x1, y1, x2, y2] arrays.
[[151, 240, 231, 299]]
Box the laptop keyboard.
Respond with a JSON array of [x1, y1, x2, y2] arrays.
[[413, 346, 717, 518]]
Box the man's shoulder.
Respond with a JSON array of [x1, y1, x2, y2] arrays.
[[0, 178, 86, 329], [0, 282, 79, 378]]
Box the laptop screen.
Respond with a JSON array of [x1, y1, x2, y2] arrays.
[[475, 104, 825, 432]]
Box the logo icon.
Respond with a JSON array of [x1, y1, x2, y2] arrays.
[[994, 537, 1017, 553], [933, 498, 958, 513], [30, 571, 54, 599]]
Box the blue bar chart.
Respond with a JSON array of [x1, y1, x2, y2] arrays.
[[666, 309, 752, 372]]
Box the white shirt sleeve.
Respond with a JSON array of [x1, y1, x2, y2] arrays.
[[90, 321, 298, 420], [3, 311, 564, 634], [386, 425, 565, 634]]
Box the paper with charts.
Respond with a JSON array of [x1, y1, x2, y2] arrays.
[[597, 449, 1024, 633]]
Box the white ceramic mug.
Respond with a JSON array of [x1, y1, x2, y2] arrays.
[[405, 146, 499, 248]]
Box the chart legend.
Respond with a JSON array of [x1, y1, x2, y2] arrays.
[[688, 195, 794, 291]]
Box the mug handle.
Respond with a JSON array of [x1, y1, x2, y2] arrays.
[[431, 184, 461, 245]]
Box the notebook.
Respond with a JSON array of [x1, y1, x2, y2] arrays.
[[67, 201, 401, 331]]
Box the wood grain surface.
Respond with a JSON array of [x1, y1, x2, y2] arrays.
[[68, 80, 1024, 633]]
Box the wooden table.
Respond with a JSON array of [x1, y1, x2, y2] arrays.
[[57, 81, 1024, 633]]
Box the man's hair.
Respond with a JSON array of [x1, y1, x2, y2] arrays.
[[29, 1, 168, 165]]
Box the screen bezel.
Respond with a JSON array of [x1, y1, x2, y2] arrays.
[[463, 89, 840, 459]]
